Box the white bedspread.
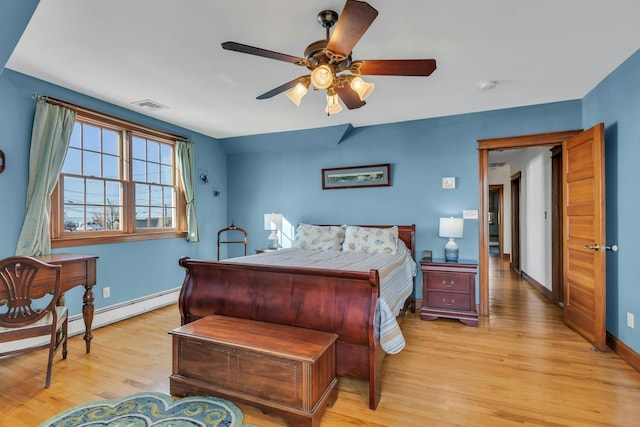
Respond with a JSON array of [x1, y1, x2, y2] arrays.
[[224, 244, 417, 354]]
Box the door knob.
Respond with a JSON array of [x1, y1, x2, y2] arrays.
[[584, 244, 618, 252]]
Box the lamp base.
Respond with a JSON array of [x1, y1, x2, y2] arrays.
[[444, 238, 459, 262], [267, 230, 279, 249]]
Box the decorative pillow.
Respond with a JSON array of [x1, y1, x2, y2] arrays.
[[343, 225, 399, 254], [292, 224, 346, 251]]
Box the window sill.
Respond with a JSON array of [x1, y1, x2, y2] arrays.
[[52, 230, 187, 248]]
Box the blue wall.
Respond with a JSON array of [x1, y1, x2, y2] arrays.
[[0, 0, 39, 76], [583, 48, 640, 352], [0, 70, 227, 316], [222, 101, 582, 296]]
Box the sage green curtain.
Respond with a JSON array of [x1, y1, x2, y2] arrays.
[[176, 140, 199, 242], [15, 100, 76, 256]]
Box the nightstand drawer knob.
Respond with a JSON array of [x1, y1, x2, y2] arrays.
[[442, 298, 455, 306], [441, 280, 455, 287]]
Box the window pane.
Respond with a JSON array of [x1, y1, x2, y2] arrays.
[[69, 123, 81, 148], [104, 203, 121, 230], [102, 129, 119, 155], [160, 144, 172, 165], [164, 207, 175, 228], [106, 181, 121, 206], [149, 207, 163, 228], [135, 183, 149, 206], [82, 124, 101, 152], [85, 206, 105, 231], [132, 136, 146, 160], [83, 150, 101, 177], [63, 176, 85, 204], [150, 185, 162, 207], [147, 141, 159, 163], [160, 164, 172, 185], [147, 162, 159, 184], [132, 159, 146, 182], [86, 179, 104, 205], [63, 204, 84, 232], [102, 154, 119, 179], [163, 187, 174, 207], [62, 148, 81, 175], [135, 206, 148, 228]]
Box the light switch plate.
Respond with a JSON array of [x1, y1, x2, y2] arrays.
[[463, 210, 479, 219], [442, 177, 456, 189]]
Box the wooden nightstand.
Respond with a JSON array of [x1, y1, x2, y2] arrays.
[[420, 258, 478, 326], [255, 248, 279, 254]]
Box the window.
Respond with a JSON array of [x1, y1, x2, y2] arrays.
[[51, 109, 186, 247]]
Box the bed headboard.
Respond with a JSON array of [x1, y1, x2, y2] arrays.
[[318, 224, 416, 260]]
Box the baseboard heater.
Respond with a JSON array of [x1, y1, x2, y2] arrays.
[[67, 287, 180, 338]]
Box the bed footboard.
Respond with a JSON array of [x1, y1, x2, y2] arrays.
[[178, 256, 384, 409]]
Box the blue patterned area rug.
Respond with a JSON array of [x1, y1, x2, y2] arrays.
[[37, 391, 255, 427]]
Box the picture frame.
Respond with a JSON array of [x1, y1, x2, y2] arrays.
[[322, 163, 391, 190]]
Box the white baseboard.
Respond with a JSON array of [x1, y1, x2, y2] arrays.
[[1, 288, 180, 354], [68, 287, 180, 337]]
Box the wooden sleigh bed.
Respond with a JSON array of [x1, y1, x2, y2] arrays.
[[177, 224, 416, 409]]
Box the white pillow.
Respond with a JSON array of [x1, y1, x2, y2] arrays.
[[292, 224, 346, 251], [343, 225, 399, 254]]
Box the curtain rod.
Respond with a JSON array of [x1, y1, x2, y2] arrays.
[[32, 93, 189, 142]]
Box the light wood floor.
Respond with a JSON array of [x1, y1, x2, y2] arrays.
[[2, 257, 640, 426]]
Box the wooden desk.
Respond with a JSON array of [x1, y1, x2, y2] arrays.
[[36, 253, 98, 353]]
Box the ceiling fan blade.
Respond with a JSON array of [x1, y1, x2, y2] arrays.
[[222, 41, 306, 64], [335, 81, 366, 110], [257, 76, 310, 100], [326, 1, 378, 57], [353, 59, 437, 76]]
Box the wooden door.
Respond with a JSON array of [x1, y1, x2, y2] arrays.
[[563, 123, 606, 350], [510, 173, 521, 272]]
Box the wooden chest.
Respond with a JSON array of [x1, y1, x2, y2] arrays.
[[170, 314, 338, 427]]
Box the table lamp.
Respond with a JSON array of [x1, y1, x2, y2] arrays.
[[439, 217, 464, 262], [264, 213, 283, 249]]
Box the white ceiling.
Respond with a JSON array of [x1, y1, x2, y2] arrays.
[[7, 0, 640, 139]]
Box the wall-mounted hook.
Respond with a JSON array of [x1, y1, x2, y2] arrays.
[[199, 173, 208, 184], [0, 150, 5, 174], [213, 188, 221, 197]]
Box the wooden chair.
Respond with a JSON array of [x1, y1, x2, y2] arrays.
[[0, 256, 68, 388], [217, 222, 248, 260]]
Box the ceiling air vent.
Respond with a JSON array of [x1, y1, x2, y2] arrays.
[[130, 99, 168, 111], [489, 162, 506, 168]]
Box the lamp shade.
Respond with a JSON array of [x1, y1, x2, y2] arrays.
[[311, 64, 333, 89], [285, 82, 308, 106], [350, 76, 375, 101], [264, 213, 283, 231], [439, 217, 463, 238], [325, 93, 343, 115]]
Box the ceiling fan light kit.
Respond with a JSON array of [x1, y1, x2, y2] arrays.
[[222, 0, 437, 115]]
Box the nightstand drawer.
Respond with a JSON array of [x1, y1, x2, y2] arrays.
[[426, 291, 471, 311], [427, 272, 470, 292]]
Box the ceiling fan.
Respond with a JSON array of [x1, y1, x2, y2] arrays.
[[221, 0, 437, 115]]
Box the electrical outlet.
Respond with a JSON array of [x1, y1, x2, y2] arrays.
[[463, 210, 478, 219], [102, 286, 111, 299], [627, 312, 634, 329]]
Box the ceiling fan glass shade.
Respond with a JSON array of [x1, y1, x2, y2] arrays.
[[311, 64, 334, 89], [285, 82, 309, 106], [325, 93, 343, 115], [350, 76, 375, 101]]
